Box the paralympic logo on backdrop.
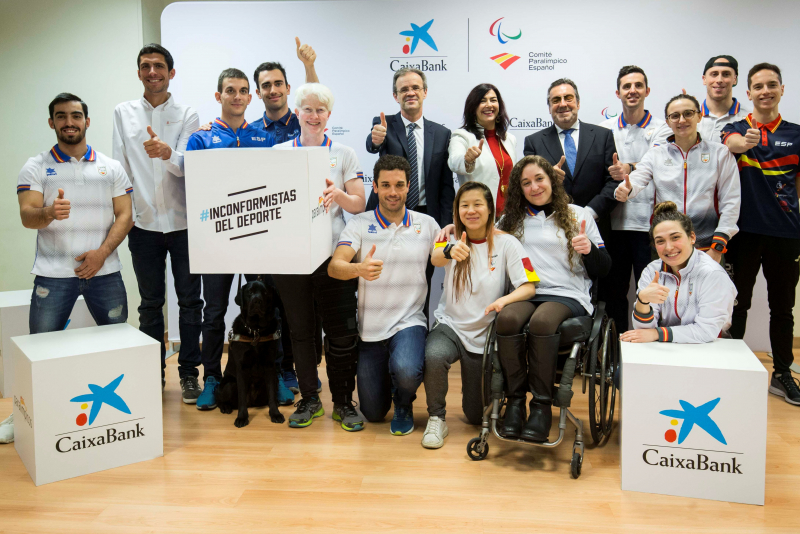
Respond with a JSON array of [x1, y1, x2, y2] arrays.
[[659, 397, 727, 445], [601, 107, 618, 120], [70, 374, 131, 427], [489, 17, 522, 44]]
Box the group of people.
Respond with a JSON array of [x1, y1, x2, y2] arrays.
[[2, 41, 798, 451]]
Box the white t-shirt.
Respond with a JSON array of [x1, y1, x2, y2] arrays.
[[336, 207, 440, 341], [17, 145, 132, 278], [517, 204, 604, 314], [434, 234, 539, 353], [276, 136, 363, 254]]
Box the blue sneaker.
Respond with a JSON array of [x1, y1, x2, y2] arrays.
[[283, 370, 299, 393], [196, 376, 219, 411], [317, 377, 323, 393], [391, 404, 414, 435], [278, 373, 294, 406]]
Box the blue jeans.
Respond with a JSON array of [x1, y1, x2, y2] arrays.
[[357, 325, 427, 422], [128, 226, 203, 379], [200, 274, 235, 381], [30, 272, 128, 334]]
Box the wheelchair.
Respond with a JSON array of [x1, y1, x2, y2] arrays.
[[466, 292, 619, 479]]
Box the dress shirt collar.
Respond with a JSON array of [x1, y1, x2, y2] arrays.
[[555, 119, 580, 135], [139, 94, 174, 111], [400, 114, 424, 132]]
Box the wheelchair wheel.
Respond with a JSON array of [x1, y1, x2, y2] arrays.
[[467, 437, 489, 461], [570, 452, 582, 479], [588, 318, 618, 445]]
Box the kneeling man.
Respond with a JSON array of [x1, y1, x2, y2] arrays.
[[328, 155, 440, 435]]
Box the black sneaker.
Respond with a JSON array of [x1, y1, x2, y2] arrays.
[[180, 376, 202, 404], [769, 371, 800, 406]]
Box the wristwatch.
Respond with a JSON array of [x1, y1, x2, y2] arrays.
[[712, 243, 725, 252], [443, 243, 454, 260]]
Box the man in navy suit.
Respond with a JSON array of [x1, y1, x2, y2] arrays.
[[365, 68, 455, 320], [523, 78, 621, 325]]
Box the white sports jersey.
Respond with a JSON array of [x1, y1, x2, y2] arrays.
[[434, 234, 539, 353], [618, 135, 741, 250], [698, 98, 749, 144], [516, 204, 604, 314], [600, 111, 668, 231], [336, 207, 440, 341], [17, 145, 132, 278], [632, 250, 736, 343], [112, 95, 199, 233], [276, 136, 363, 254]]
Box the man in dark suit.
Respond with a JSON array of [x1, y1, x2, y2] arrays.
[[364, 67, 455, 320], [523, 78, 619, 231], [523, 78, 621, 324]]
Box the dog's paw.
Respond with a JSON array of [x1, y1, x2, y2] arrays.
[[234, 415, 250, 428], [219, 406, 233, 414], [270, 412, 286, 424]]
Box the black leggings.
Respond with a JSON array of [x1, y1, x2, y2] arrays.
[[496, 301, 573, 337]]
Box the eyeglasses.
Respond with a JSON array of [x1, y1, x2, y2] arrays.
[[549, 94, 576, 105], [667, 110, 700, 122], [396, 85, 424, 95]]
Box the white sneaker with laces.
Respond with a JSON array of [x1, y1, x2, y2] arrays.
[[0, 413, 12, 427], [0, 414, 13, 444], [421, 416, 449, 449]]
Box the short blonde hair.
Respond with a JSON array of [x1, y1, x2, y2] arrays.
[[294, 83, 335, 112]]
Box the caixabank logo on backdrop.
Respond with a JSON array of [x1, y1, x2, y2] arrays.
[[390, 19, 447, 72], [486, 16, 568, 72], [55, 374, 146, 453], [641, 397, 743, 474]]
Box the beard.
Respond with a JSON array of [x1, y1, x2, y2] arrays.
[[56, 127, 86, 146]]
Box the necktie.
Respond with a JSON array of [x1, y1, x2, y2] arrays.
[[563, 128, 577, 176], [406, 123, 419, 209]]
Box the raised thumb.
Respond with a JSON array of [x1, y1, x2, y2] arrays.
[[579, 220, 586, 235], [295, 36, 301, 49], [613, 152, 618, 165], [147, 125, 157, 138], [460, 231, 468, 243], [652, 270, 660, 285], [681, 88, 687, 95], [380, 112, 386, 127], [556, 155, 566, 169], [366, 244, 376, 259], [625, 174, 631, 189], [57, 188, 65, 199], [478, 139, 485, 150]]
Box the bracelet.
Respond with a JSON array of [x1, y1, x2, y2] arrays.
[[636, 293, 649, 306], [443, 243, 454, 260]]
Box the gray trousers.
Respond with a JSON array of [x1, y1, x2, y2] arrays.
[[423, 322, 484, 425]]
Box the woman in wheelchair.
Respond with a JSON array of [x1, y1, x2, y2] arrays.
[[620, 201, 736, 344], [421, 182, 537, 449], [494, 155, 611, 442]]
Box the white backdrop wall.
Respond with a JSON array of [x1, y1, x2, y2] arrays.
[[162, 0, 800, 350]]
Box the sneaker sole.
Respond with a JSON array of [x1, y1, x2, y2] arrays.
[[279, 399, 294, 406], [289, 407, 325, 428], [421, 428, 449, 449], [287, 386, 300, 394], [769, 385, 800, 406], [391, 426, 414, 436], [196, 403, 217, 411], [332, 413, 365, 432], [182, 397, 199, 405]]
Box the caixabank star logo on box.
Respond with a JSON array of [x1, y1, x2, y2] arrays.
[[642, 397, 743, 474], [390, 19, 447, 72], [55, 374, 146, 453]]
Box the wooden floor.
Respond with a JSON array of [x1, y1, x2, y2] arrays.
[[1, 352, 799, 534]]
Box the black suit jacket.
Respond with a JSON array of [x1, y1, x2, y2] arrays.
[[365, 112, 455, 226], [522, 121, 618, 220]]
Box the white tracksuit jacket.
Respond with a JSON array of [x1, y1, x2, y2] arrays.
[[632, 250, 737, 343], [615, 135, 741, 251]]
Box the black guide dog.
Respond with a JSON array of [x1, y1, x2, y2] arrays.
[[216, 278, 286, 427]]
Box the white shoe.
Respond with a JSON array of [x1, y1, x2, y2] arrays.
[[421, 416, 449, 449], [0, 421, 13, 444], [0, 413, 12, 427]]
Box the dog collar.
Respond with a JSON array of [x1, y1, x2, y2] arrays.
[[228, 328, 281, 345]]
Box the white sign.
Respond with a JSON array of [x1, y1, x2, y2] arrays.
[[12, 324, 163, 486], [621, 339, 767, 505], [0, 290, 95, 398], [185, 147, 332, 275]]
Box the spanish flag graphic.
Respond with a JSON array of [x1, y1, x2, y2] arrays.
[[522, 258, 540, 283]]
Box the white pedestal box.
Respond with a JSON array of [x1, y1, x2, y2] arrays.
[[0, 290, 95, 398], [12, 323, 163, 486], [185, 147, 333, 275], [620, 339, 767, 505]]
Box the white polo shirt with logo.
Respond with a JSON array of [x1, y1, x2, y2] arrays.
[[699, 98, 749, 144], [275, 135, 363, 255], [434, 233, 539, 353], [17, 145, 133, 278], [336, 207, 440, 342]]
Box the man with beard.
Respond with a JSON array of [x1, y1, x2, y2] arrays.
[[112, 43, 204, 400], [17, 93, 133, 334]]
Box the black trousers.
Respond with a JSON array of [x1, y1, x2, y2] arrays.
[[604, 230, 653, 332], [726, 231, 800, 373]]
